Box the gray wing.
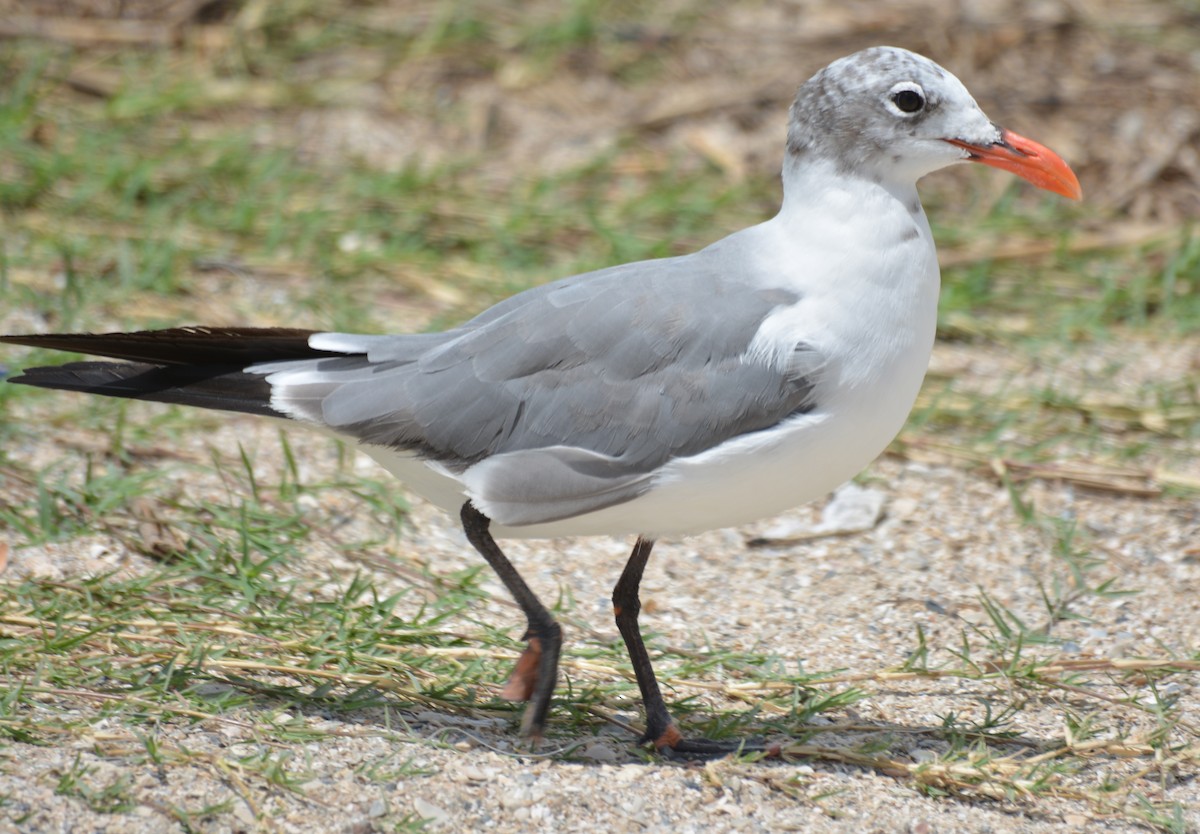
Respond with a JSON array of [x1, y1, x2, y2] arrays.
[[263, 247, 818, 524]]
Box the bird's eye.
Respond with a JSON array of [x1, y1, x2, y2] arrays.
[[891, 88, 925, 114]]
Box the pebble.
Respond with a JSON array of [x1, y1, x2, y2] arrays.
[[454, 766, 493, 782], [413, 797, 451, 825], [612, 765, 642, 783], [577, 740, 622, 763], [500, 789, 531, 810]]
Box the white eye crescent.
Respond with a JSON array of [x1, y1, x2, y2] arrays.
[[887, 82, 926, 115]]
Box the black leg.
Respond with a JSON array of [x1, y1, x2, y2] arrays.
[[460, 502, 562, 740], [613, 538, 778, 758], [612, 538, 678, 746]]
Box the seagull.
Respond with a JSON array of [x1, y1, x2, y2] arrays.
[[1, 47, 1080, 755]]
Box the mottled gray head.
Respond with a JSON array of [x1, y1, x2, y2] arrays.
[[786, 46, 1001, 186]]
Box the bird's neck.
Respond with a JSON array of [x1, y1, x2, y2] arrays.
[[778, 154, 921, 220]]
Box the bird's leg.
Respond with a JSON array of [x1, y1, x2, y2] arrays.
[[613, 538, 777, 759], [460, 502, 562, 741], [612, 538, 677, 746]]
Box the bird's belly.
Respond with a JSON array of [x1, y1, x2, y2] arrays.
[[362, 392, 913, 542], [507, 377, 922, 539]]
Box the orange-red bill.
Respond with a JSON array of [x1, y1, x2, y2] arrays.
[[946, 128, 1082, 200]]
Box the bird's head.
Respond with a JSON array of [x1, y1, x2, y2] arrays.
[[786, 46, 1081, 200]]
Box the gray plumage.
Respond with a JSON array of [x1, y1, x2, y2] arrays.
[[263, 239, 818, 525]]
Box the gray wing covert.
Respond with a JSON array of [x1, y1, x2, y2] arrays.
[[291, 254, 818, 524]]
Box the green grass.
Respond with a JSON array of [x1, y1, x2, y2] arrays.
[[1, 1, 1198, 831]]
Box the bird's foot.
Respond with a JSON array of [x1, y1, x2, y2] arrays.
[[499, 636, 543, 702], [498, 630, 561, 742], [647, 723, 782, 761]]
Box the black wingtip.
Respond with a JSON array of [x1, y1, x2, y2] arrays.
[[0, 327, 330, 365], [0, 327, 344, 418], [4, 360, 283, 417]]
